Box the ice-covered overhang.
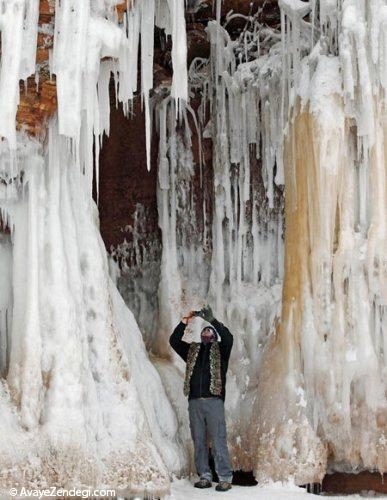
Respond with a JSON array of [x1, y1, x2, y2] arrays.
[[2, 0, 188, 172], [12, 0, 280, 142]]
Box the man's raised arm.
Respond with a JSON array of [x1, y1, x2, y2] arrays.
[[211, 318, 233, 355], [169, 312, 195, 362]]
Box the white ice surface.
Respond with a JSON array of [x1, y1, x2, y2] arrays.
[[0, 126, 186, 489], [166, 478, 367, 499]]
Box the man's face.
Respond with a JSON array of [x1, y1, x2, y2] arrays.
[[201, 327, 215, 344]]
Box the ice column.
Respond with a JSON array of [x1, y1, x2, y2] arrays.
[[0, 127, 187, 491], [253, 0, 387, 482], [0, 0, 190, 492]]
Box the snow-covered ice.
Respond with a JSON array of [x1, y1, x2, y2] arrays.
[[167, 478, 368, 499]]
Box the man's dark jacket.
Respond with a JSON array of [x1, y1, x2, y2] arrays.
[[169, 319, 233, 401]]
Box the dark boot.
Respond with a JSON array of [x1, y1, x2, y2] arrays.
[[194, 478, 212, 489], [215, 481, 232, 492]]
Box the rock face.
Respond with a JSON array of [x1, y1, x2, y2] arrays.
[[16, 1, 56, 137], [99, 94, 160, 252]]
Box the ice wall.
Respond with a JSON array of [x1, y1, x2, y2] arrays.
[[0, 0, 189, 493], [0, 129, 186, 492], [141, 0, 386, 482], [153, 14, 285, 469], [252, 0, 387, 484]]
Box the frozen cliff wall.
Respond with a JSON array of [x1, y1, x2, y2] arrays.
[[252, 0, 387, 484], [100, 2, 284, 472], [0, 0, 385, 491], [0, 0, 189, 494], [101, 0, 386, 484]]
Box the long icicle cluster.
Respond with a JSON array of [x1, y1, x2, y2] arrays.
[[153, 10, 285, 471]]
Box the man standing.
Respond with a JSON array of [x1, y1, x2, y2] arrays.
[[169, 306, 233, 492]]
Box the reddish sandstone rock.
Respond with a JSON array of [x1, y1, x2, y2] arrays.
[[16, 0, 129, 137], [17, 77, 57, 138]]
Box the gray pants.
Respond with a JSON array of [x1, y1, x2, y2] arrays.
[[188, 397, 233, 483]]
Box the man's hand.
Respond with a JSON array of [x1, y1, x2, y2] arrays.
[[182, 311, 195, 324], [196, 305, 214, 323]]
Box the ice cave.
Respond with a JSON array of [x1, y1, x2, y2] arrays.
[[0, 0, 385, 498]]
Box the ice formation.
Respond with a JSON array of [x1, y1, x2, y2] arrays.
[[0, 0, 188, 494], [0, 128, 186, 492], [0, 0, 39, 148], [153, 14, 284, 470], [0, 0, 385, 492], [51, 0, 188, 178], [118, 0, 386, 484], [252, 0, 387, 484]]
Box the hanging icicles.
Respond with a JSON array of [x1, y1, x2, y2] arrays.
[[0, 0, 39, 148], [1, 0, 188, 175]]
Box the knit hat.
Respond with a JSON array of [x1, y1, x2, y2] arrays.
[[201, 325, 217, 344], [184, 316, 220, 343]]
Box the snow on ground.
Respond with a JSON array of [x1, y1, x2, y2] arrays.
[[166, 478, 371, 499]]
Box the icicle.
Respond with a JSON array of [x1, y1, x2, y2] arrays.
[[167, 0, 188, 108], [19, 0, 39, 80], [0, 233, 13, 377], [117, 2, 140, 105], [155, 98, 184, 355], [141, 0, 155, 171], [52, 0, 89, 141]]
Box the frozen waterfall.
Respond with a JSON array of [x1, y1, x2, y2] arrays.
[[0, 0, 385, 494]]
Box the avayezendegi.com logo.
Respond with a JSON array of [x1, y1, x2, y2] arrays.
[[8, 486, 116, 498]]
